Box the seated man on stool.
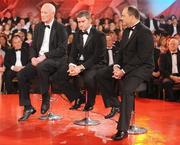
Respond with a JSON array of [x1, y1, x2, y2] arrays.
[[96, 6, 154, 140], [17, 3, 68, 121], [53, 10, 106, 111]]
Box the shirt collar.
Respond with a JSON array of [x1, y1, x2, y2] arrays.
[[45, 18, 54, 29]]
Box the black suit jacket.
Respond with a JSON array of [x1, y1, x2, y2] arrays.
[[4, 47, 30, 70], [144, 18, 159, 33], [116, 22, 154, 80], [159, 51, 180, 78], [69, 27, 106, 69], [30, 20, 67, 60]]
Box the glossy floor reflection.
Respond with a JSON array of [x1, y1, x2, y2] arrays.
[[0, 94, 180, 145]]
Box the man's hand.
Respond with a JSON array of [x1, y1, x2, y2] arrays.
[[37, 55, 46, 63], [152, 71, 160, 78], [170, 75, 180, 83], [112, 66, 125, 79], [67, 65, 77, 76], [31, 57, 39, 66], [13, 66, 25, 72]]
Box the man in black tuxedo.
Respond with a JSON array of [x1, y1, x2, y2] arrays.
[[144, 13, 159, 34], [4, 35, 29, 94], [17, 3, 68, 121], [96, 6, 154, 140], [101, 34, 121, 119], [159, 38, 180, 101], [53, 10, 106, 111]]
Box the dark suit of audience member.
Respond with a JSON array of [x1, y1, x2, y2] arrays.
[[97, 7, 154, 140], [17, 3, 68, 121], [4, 35, 29, 94], [148, 47, 161, 98], [99, 34, 121, 119], [53, 11, 106, 111], [145, 17, 159, 34], [159, 38, 180, 101]]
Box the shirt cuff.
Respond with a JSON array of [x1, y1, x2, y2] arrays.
[[113, 64, 121, 69], [11, 65, 15, 71], [121, 69, 126, 74], [69, 63, 77, 67]]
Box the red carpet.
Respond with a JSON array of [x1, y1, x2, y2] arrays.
[[0, 94, 180, 145]]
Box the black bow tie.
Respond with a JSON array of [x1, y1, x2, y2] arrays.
[[172, 52, 178, 55], [44, 25, 50, 29], [15, 49, 21, 52], [80, 31, 88, 35], [127, 27, 135, 31]]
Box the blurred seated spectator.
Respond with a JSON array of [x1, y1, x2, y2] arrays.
[[159, 38, 180, 101], [4, 35, 29, 94]]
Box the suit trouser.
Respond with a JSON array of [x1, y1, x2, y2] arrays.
[[117, 76, 144, 131], [17, 59, 59, 106], [4, 70, 17, 93], [96, 66, 121, 108], [53, 65, 99, 106]]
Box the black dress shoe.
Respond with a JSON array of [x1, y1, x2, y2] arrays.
[[105, 107, 120, 119], [41, 101, 50, 114], [83, 105, 93, 111], [69, 98, 85, 110], [18, 108, 36, 121], [111, 131, 128, 141]]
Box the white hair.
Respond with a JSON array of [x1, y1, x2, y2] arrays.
[[41, 3, 56, 14]]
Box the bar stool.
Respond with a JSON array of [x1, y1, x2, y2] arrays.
[[73, 77, 100, 126], [128, 92, 147, 134]]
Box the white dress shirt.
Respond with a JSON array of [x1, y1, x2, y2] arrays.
[[107, 48, 114, 66], [171, 52, 178, 74], [79, 25, 92, 61], [15, 50, 22, 66], [39, 19, 54, 56]]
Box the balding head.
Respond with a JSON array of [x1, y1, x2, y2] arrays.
[[168, 38, 179, 52], [41, 3, 56, 24]]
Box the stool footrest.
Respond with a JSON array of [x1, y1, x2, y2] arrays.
[[128, 125, 147, 134]]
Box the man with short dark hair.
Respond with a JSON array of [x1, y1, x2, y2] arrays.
[[53, 10, 106, 111], [96, 6, 154, 140]]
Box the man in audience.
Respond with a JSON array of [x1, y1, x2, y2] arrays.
[[4, 35, 29, 94], [159, 38, 180, 101]]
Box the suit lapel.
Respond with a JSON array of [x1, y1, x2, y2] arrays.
[[49, 20, 56, 49], [83, 27, 94, 48], [38, 23, 45, 49], [177, 51, 180, 73], [122, 22, 141, 49]]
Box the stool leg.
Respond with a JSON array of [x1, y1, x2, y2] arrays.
[[128, 97, 147, 134], [73, 90, 100, 126], [39, 84, 62, 121]]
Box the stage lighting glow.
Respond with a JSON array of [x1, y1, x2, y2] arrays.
[[148, 0, 176, 15]]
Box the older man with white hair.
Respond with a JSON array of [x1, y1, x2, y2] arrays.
[[17, 3, 68, 121]]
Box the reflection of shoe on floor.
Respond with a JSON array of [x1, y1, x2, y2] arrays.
[[18, 108, 36, 121], [105, 107, 120, 119], [69, 98, 85, 110], [82, 104, 93, 111]]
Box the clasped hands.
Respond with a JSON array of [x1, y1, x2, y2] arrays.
[[31, 55, 46, 66], [112, 66, 125, 79], [67, 65, 84, 76]]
